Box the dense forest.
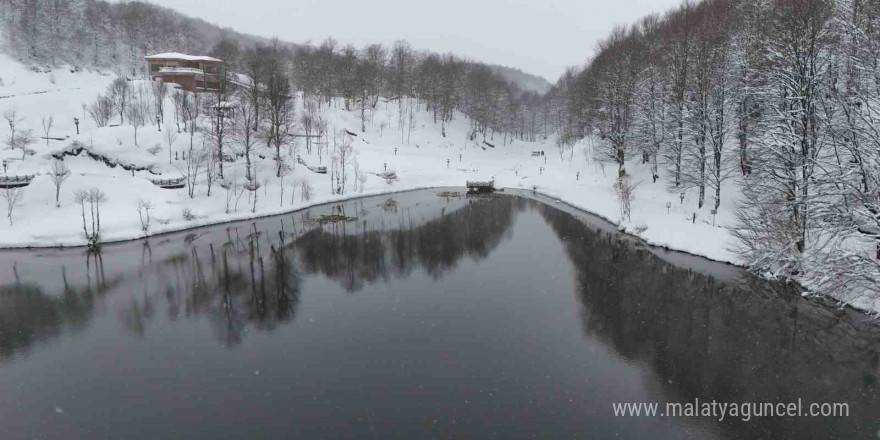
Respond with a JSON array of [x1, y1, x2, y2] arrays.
[[0, 0, 546, 143], [548, 0, 880, 303], [0, 0, 266, 69], [1, 0, 879, 302]]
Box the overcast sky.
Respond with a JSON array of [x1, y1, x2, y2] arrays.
[[147, 0, 685, 82]]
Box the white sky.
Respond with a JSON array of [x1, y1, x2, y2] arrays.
[[145, 0, 685, 82]]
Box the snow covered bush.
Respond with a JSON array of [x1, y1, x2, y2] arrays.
[[382, 170, 398, 185], [181, 208, 197, 221]]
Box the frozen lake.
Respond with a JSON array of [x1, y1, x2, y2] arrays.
[[0, 189, 877, 439]]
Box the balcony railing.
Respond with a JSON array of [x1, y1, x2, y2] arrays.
[[157, 67, 204, 75]]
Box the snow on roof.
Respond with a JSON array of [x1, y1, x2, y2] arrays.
[[144, 52, 222, 62]]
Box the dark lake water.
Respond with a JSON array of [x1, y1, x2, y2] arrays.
[[0, 189, 878, 440]]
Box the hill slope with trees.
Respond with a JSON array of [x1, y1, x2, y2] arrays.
[[545, 0, 880, 310]]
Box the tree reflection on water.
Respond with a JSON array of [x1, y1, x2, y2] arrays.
[[0, 190, 877, 439]]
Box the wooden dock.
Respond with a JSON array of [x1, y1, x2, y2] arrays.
[[466, 180, 495, 193]]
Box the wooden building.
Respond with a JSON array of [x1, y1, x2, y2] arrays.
[[145, 53, 223, 92]]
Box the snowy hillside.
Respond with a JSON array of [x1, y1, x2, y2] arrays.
[[0, 57, 735, 250], [2, 55, 873, 314]]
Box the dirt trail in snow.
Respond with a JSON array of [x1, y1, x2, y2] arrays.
[[0, 87, 82, 100]]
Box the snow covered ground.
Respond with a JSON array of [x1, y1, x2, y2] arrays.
[[3, 55, 873, 314]]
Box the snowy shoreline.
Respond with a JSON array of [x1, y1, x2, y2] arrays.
[[6, 183, 877, 320], [0, 184, 441, 249], [0, 183, 733, 267]]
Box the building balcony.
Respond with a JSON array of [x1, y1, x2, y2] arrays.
[[156, 67, 205, 76]]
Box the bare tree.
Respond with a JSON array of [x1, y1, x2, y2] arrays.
[[205, 45, 235, 179], [13, 129, 35, 160], [3, 107, 20, 145], [315, 115, 328, 161], [108, 78, 131, 125], [2, 187, 23, 226], [262, 39, 297, 177], [87, 95, 114, 127], [48, 160, 71, 207], [592, 25, 643, 177], [204, 97, 230, 179], [406, 108, 417, 144], [614, 175, 639, 222], [151, 80, 168, 124], [733, 0, 835, 275], [170, 88, 188, 132], [220, 173, 239, 213], [390, 40, 414, 108], [136, 199, 153, 236], [333, 133, 354, 195], [705, 13, 735, 211], [662, 3, 698, 188], [164, 125, 177, 164], [300, 180, 312, 201], [179, 139, 208, 199], [127, 89, 150, 147], [632, 15, 667, 183], [182, 89, 201, 151], [300, 98, 319, 154], [40, 115, 54, 146], [3, 108, 33, 159], [204, 140, 217, 197], [278, 161, 291, 207], [4, 109, 36, 160], [362, 43, 386, 109], [244, 44, 269, 130], [244, 169, 261, 213], [73, 187, 107, 248], [232, 89, 261, 183]]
